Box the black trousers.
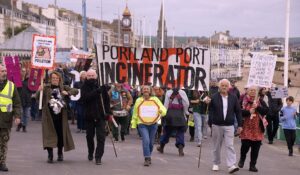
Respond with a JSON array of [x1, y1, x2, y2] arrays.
[[189, 126, 195, 138], [112, 116, 128, 140], [283, 129, 296, 153], [86, 120, 106, 160], [240, 139, 262, 166], [266, 114, 279, 141], [46, 117, 63, 156]]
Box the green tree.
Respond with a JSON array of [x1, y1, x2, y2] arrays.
[[3, 23, 30, 39]]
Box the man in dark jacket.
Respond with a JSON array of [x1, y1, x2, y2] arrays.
[[81, 69, 111, 165], [208, 79, 242, 174], [266, 90, 283, 144], [0, 64, 21, 171], [17, 68, 33, 132]]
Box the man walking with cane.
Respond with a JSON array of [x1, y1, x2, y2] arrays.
[[208, 79, 242, 174], [81, 69, 112, 165]]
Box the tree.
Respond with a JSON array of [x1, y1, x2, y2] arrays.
[[3, 23, 30, 39]]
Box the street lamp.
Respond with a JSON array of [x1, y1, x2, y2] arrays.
[[113, 10, 121, 46]]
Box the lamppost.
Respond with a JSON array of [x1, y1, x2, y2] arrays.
[[11, 0, 14, 37], [114, 10, 121, 46]]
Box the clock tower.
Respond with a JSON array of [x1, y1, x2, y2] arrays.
[[121, 3, 132, 47]]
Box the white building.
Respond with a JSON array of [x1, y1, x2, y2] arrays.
[[211, 30, 231, 45], [0, 2, 55, 44]]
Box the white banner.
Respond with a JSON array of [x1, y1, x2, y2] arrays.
[[210, 48, 242, 79], [31, 34, 56, 69], [247, 53, 277, 88], [96, 44, 210, 90]]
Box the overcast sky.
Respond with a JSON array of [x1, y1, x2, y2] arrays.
[[23, 0, 300, 38]]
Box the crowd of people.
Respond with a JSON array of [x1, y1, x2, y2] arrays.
[[0, 63, 300, 173]]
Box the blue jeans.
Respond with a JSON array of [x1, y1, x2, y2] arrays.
[[193, 112, 202, 144], [30, 99, 38, 120], [21, 107, 31, 126], [138, 124, 158, 157], [160, 126, 185, 147]]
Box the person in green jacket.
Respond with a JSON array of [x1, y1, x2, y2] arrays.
[[0, 64, 21, 171], [131, 85, 166, 166]]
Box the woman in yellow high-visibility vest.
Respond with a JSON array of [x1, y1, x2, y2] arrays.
[[131, 85, 167, 166]]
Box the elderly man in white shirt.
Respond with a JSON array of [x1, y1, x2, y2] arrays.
[[208, 79, 243, 174]]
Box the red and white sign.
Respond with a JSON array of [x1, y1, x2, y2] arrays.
[[31, 34, 56, 69]]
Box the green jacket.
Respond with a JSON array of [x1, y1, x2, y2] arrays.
[[0, 80, 21, 129]]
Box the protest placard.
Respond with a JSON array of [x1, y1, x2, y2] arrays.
[[247, 53, 277, 88], [138, 100, 160, 124], [95, 44, 210, 90], [31, 34, 56, 69], [270, 87, 288, 98]]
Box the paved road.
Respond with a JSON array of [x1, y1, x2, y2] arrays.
[[5, 121, 300, 175]]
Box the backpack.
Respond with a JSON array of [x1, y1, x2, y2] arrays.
[[165, 90, 187, 127]]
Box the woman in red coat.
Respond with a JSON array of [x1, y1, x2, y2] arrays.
[[238, 86, 269, 172]]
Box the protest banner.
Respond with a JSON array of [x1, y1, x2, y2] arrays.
[[31, 34, 56, 69], [247, 53, 277, 88], [270, 87, 288, 98], [95, 44, 210, 90]]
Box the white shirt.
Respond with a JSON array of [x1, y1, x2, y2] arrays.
[[222, 95, 228, 120]]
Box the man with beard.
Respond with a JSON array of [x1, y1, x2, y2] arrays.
[[81, 69, 111, 165], [0, 64, 21, 171]]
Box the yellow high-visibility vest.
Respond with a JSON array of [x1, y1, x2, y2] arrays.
[[0, 81, 14, 112]]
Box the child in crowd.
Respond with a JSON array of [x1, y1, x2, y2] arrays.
[[280, 96, 297, 156]]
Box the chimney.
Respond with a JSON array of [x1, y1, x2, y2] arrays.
[[226, 30, 230, 36]]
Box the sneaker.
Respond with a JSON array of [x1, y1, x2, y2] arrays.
[[197, 143, 202, 147], [144, 158, 150, 166], [228, 165, 239, 174], [268, 140, 273, 144], [212, 165, 219, 171], [288, 152, 293, 156], [203, 136, 208, 139]]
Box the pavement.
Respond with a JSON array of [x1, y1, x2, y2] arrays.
[[5, 121, 300, 175]]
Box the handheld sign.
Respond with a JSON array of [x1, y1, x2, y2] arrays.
[[247, 53, 277, 88], [4, 56, 22, 87], [138, 100, 160, 125], [31, 34, 56, 109], [28, 68, 43, 91], [271, 87, 288, 98]]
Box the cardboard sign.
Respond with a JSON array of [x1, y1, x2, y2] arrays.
[[31, 34, 56, 69], [247, 53, 277, 88], [96, 44, 210, 90], [270, 87, 288, 99], [28, 68, 43, 91], [4, 56, 22, 87], [138, 100, 160, 124]]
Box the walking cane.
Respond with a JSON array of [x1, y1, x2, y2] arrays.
[[106, 121, 118, 158], [100, 94, 118, 158], [197, 144, 202, 168]]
